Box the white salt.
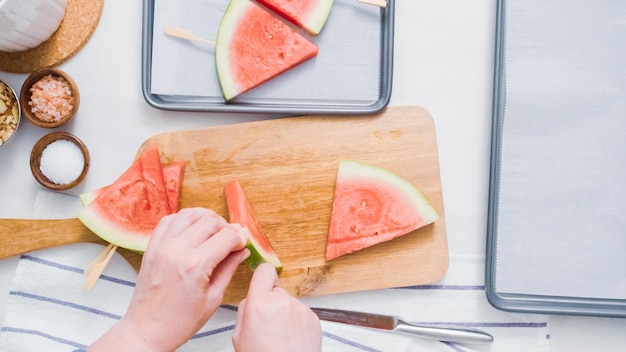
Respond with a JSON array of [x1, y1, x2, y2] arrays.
[[40, 139, 85, 185]]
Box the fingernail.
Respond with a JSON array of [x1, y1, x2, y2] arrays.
[[241, 248, 251, 261], [236, 227, 250, 245]]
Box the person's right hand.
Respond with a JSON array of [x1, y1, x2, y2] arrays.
[[232, 263, 322, 352], [88, 207, 249, 352]]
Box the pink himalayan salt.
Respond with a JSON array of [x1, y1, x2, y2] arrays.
[[28, 74, 74, 123]]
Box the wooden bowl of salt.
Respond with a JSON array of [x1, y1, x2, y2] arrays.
[[20, 68, 80, 128], [30, 132, 90, 191]]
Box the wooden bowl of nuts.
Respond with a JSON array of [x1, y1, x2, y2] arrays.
[[20, 68, 80, 128], [30, 132, 90, 191], [0, 79, 21, 147]]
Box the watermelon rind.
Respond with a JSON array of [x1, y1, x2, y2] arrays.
[[78, 208, 151, 252], [215, 0, 245, 101], [302, 0, 334, 35], [239, 227, 283, 272]]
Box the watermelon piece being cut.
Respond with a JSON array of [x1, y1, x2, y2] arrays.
[[79, 161, 185, 212], [215, 0, 319, 101], [325, 160, 439, 261], [78, 146, 174, 252], [161, 160, 186, 212], [224, 180, 283, 272], [257, 0, 334, 35]]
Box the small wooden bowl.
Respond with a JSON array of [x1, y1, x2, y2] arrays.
[[30, 132, 90, 191], [0, 79, 21, 148], [20, 68, 80, 128]]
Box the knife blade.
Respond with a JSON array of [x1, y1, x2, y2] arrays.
[[310, 308, 493, 344]]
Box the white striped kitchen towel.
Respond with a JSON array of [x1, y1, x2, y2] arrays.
[[0, 247, 549, 352], [0, 191, 549, 351]]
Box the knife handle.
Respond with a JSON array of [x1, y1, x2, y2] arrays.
[[395, 320, 494, 344]]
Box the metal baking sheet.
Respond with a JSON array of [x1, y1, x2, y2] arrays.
[[486, 0, 626, 318], [141, 0, 394, 114]]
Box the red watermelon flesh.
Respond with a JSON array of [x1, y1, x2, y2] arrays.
[[216, 0, 319, 101], [257, 0, 334, 35], [224, 180, 283, 272], [325, 160, 439, 261], [162, 161, 185, 212], [78, 145, 172, 252], [79, 161, 185, 212]]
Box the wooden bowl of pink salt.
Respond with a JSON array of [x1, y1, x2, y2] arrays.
[[20, 68, 80, 128], [30, 132, 90, 191]]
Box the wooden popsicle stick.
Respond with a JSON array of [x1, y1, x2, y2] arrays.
[[83, 244, 118, 290], [84, 243, 115, 278], [358, 0, 387, 7], [164, 26, 216, 46]]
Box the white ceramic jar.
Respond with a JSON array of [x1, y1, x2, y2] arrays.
[[0, 0, 68, 52]]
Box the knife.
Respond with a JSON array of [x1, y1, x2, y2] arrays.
[[310, 308, 494, 344]]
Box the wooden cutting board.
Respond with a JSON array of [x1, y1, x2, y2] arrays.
[[0, 106, 448, 304]]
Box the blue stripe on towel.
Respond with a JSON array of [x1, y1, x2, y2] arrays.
[[442, 341, 470, 352], [9, 291, 122, 320], [399, 284, 486, 290], [0, 327, 86, 349], [20, 254, 136, 287], [412, 321, 548, 328], [323, 331, 382, 352], [87, 273, 136, 287], [189, 322, 386, 352], [20, 255, 83, 274]]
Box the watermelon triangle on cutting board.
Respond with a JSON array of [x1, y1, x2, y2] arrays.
[[325, 160, 440, 261], [78, 146, 183, 252], [224, 180, 283, 272], [216, 0, 319, 101], [256, 0, 334, 35]]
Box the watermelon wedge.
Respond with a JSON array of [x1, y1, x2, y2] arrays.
[[161, 160, 185, 212], [216, 0, 319, 101], [325, 160, 439, 261], [257, 0, 334, 35], [224, 180, 283, 272], [79, 161, 185, 212], [78, 146, 172, 252]]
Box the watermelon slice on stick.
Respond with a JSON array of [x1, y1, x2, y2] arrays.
[[79, 161, 185, 212], [224, 180, 283, 272], [78, 145, 172, 252], [216, 0, 319, 101], [325, 160, 439, 261], [256, 0, 334, 35]]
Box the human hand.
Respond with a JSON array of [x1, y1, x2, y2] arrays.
[[88, 207, 249, 352], [232, 263, 322, 352]]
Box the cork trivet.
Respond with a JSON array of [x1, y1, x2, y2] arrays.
[[0, 0, 104, 73]]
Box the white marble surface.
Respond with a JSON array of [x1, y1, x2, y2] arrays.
[[1, 0, 625, 350]]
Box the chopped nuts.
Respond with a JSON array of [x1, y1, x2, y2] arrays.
[[0, 81, 19, 145]]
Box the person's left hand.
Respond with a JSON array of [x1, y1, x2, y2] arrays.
[[88, 207, 249, 352]]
